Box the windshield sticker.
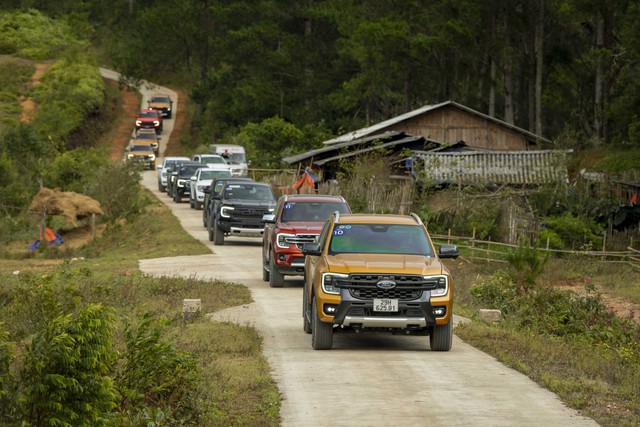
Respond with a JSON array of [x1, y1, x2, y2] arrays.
[[284, 203, 294, 209]]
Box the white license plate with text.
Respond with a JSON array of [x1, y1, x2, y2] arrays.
[[373, 298, 398, 312]]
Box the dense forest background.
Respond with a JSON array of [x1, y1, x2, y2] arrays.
[[1, 1, 640, 241], [94, 0, 640, 149]]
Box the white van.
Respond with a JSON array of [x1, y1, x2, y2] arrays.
[[209, 144, 249, 177]]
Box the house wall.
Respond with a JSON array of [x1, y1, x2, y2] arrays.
[[378, 106, 529, 150]]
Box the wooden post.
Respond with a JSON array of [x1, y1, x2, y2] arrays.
[[39, 204, 47, 251], [91, 213, 96, 240], [447, 228, 451, 245]]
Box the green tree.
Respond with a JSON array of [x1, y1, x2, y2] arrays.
[[506, 237, 550, 295], [18, 304, 118, 426]]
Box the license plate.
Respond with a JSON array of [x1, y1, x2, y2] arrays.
[[373, 298, 398, 312]]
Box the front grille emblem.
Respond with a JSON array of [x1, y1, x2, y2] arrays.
[[376, 279, 397, 290]]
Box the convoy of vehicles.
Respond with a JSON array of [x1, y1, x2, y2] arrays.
[[137, 90, 458, 353]]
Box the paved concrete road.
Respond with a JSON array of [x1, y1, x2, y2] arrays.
[[102, 69, 598, 426]]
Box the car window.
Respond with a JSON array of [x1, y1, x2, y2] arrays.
[[281, 201, 349, 222], [130, 145, 153, 152], [328, 224, 433, 256], [200, 169, 232, 180]]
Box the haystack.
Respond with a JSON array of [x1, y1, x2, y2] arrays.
[[29, 188, 103, 227]]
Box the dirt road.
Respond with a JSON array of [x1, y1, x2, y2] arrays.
[[102, 69, 599, 426]]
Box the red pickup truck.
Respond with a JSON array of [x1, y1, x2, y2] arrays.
[[135, 109, 163, 134], [262, 194, 351, 288]]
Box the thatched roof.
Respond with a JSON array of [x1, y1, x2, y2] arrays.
[[29, 188, 103, 226]]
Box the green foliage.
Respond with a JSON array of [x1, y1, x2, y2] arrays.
[[0, 153, 31, 214], [469, 270, 519, 314], [115, 314, 201, 425], [32, 57, 105, 140], [18, 304, 117, 426], [0, 9, 87, 60], [538, 213, 604, 250], [469, 272, 640, 364], [43, 147, 109, 193], [224, 116, 306, 169], [593, 151, 640, 173], [506, 238, 550, 294], [85, 161, 147, 222]]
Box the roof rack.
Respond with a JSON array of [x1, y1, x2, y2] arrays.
[[409, 212, 423, 225]]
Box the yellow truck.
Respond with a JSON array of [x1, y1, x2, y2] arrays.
[[301, 212, 459, 350]]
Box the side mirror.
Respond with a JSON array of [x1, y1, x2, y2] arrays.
[[301, 242, 322, 256], [438, 245, 459, 259], [190, 175, 197, 181], [262, 214, 275, 223], [156, 163, 161, 169]]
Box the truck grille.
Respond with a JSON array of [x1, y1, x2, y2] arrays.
[[285, 234, 318, 249], [337, 274, 441, 301]]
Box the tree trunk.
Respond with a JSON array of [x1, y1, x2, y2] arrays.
[[593, 11, 604, 146], [534, 0, 544, 138]]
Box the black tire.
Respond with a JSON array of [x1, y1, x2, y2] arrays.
[[269, 253, 284, 288], [302, 281, 312, 334], [189, 197, 194, 208], [158, 182, 165, 192], [262, 247, 270, 282], [429, 319, 453, 351], [203, 212, 208, 228], [207, 221, 214, 242], [311, 297, 333, 350], [150, 163, 155, 171], [173, 191, 181, 203], [213, 221, 224, 246]]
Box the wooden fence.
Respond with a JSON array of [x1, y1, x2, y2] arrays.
[[431, 229, 640, 270]]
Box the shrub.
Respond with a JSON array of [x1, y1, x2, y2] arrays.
[[538, 213, 604, 250], [115, 314, 201, 425], [17, 304, 118, 426], [85, 162, 148, 222]]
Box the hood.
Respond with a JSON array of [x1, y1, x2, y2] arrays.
[[326, 253, 445, 276], [227, 199, 275, 208], [281, 221, 324, 233]]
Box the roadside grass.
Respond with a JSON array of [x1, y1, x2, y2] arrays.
[[450, 259, 640, 427], [0, 192, 281, 425], [456, 323, 640, 427]]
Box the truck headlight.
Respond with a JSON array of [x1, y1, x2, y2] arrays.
[[154, 120, 160, 126], [321, 272, 348, 295], [276, 233, 295, 249], [127, 154, 134, 159], [425, 275, 449, 297], [220, 206, 234, 218], [149, 154, 155, 160], [135, 120, 142, 126], [197, 185, 207, 192]]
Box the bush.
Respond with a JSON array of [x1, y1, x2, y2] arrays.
[[538, 213, 604, 250], [115, 314, 201, 425], [85, 162, 148, 222]]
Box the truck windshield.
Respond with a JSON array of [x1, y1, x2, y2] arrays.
[[328, 224, 433, 256], [224, 184, 274, 201], [281, 202, 350, 222]]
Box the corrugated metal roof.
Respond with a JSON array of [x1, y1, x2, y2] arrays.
[[414, 149, 570, 185], [322, 100, 551, 145], [282, 131, 425, 165]]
